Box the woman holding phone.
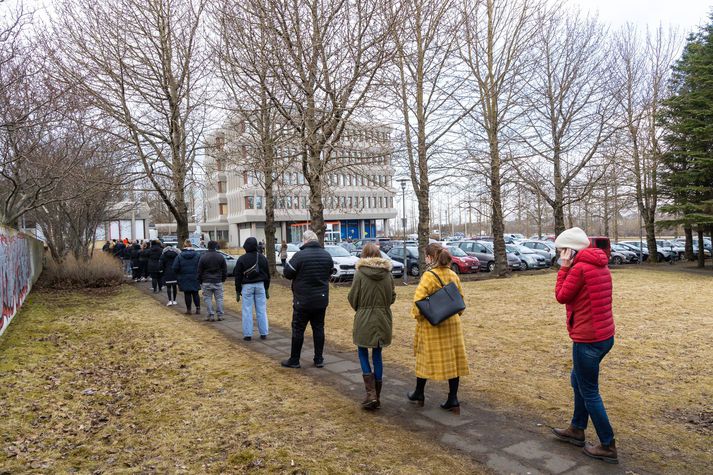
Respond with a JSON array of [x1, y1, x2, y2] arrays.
[[552, 227, 618, 464]]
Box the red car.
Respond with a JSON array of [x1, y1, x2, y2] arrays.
[[448, 246, 480, 274]]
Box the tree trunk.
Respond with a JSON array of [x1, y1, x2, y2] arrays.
[[488, 135, 507, 276], [697, 226, 705, 268], [264, 171, 277, 276], [684, 225, 694, 261], [644, 210, 658, 263], [417, 187, 430, 275], [307, 151, 326, 244]]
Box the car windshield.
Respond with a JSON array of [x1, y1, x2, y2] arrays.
[[505, 245, 518, 253], [407, 247, 419, 257], [325, 246, 351, 257], [448, 246, 468, 257], [516, 246, 534, 254]]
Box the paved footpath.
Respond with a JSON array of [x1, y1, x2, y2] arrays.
[[140, 283, 645, 475]]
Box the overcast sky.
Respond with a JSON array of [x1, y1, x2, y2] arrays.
[[569, 0, 710, 32]]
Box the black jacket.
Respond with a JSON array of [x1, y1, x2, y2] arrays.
[[160, 247, 180, 283], [139, 248, 150, 262], [284, 241, 333, 309], [235, 237, 270, 294], [197, 249, 227, 284], [113, 242, 126, 257], [130, 244, 142, 267], [147, 243, 164, 273]]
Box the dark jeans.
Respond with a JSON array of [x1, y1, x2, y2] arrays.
[[166, 283, 178, 301], [151, 272, 162, 292], [288, 306, 326, 363], [183, 291, 200, 311], [571, 336, 615, 445], [139, 261, 148, 278]]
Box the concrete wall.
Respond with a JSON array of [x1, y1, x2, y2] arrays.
[[0, 225, 44, 337]]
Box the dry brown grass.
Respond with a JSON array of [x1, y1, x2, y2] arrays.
[[0, 286, 484, 474], [235, 267, 713, 474], [39, 253, 125, 289]]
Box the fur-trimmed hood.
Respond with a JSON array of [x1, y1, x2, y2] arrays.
[[356, 257, 393, 281]]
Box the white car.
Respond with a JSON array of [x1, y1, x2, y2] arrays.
[[325, 245, 359, 281], [274, 243, 300, 265]]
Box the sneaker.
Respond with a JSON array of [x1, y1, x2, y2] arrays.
[[281, 358, 300, 369], [172, 301, 177, 306], [217, 316, 224, 321], [314, 359, 325, 368], [195, 308, 200, 315], [260, 335, 267, 340], [243, 336, 252, 341], [166, 301, 172, 306]]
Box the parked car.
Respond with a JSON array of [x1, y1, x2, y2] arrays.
[[610, 244, 639, 263], [387, 246, 421, 276], [353, 237, 393, 253], [380, 250, 404, 278], [609, 250, 629, 265], [456, 240, 495, 272], [446, 246, 480, 274], [656, 240, 685, 261], [588, 236, 612, 259], [194, 249, 238, 277], [274, 243, 300, 266], [324, 245, 359, 281], [615, 242, 649, 261], [672, 239, 712, 259], [619, 240, 674, 262], [507, 244, 549, 270], [480, 241, 522, 271], [520, 240, 557, 265]]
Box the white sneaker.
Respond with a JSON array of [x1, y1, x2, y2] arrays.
[[166, 301, 172, 306], [171, 301, 177, 306]]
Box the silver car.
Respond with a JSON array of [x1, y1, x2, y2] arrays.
[[194, 249, 238, 277]]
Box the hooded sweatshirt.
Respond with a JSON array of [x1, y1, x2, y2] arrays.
[[234, 237, 270, 294], [347, 257, 397, 348], [555, 247, 615, 343]]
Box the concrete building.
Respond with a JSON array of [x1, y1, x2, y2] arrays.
[[96, 201, 151, 242], [203, 120, 397, 246]]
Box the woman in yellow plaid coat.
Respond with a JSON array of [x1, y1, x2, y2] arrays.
[[408, 243, 469, 414]]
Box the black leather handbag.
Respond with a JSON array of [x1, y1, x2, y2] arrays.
[[415, 270, 466, 326]]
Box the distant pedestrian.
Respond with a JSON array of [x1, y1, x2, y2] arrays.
[[160, 245, 180, 306], [122, 242, 133, 275], [552, 227, 617, 464], [199, 236, 206, 248], [147, 240, 164, 293], [113, 239, 126, 260], [139, 242, 150, 281], [235, 237, 270, 340], [407, 243, 469, 415], [281, 230, 334, 369], [197, 240, 227, 322], [258, 240, 265, 255], [130, 243, 142, 281], [348, 243, 396, 410], [102, 241, 110, 253], [173, 240, 201, 315], [279, 240, 288, 267]]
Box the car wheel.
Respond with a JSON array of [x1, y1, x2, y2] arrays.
[[451, 263, 460, 274], [487, 261, 495, 272], [522, 262, 529, 270], [613, 256, 623, 265], [410, 264, 420, 276], [657, 252, 665, 262]]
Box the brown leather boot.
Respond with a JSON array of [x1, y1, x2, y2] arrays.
[[361, 374, 378, 410], [375, 380, 382, 409], [583, 440, 618, 464], [552, 425, 585, 447]]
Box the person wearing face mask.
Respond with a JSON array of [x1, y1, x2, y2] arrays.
[[552, 227, 618, 464], [406, 243, 469, 415]]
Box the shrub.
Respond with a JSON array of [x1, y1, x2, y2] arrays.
[[39, 252, 125, 289]]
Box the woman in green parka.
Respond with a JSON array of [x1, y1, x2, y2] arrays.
[[348, 243, 396, 410]]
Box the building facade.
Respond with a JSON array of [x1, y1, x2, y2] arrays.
[[203, 120, 397, 246]]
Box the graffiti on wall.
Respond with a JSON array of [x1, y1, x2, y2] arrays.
[[0, 230, 33, 337]]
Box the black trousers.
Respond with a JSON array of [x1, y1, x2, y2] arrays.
[[150, 272, 162, 291], [139, 261, 148, 278], [166, 283, 178, 301], [183, 291, 200, 310], [289, 306, 326, 363]]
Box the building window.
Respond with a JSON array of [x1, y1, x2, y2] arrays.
[[255, 196, 263, 209], [217, 181, 225, 193], [219, 203, 227, 216], [244, 196, 254, 210], [302, 196, 308, 209]]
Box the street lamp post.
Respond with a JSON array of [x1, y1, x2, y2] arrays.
[[397, 179, 409, 284]]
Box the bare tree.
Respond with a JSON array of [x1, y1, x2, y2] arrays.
[[613, 24, 680, 262], [515, 9, 618, 236], [389, 0, 474, 269], [48, 0, 212, 246], [459, 0, 543, 275], [236, 0, 396, 243]]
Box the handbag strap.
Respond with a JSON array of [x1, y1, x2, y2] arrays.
[[428, 270, 446, 288]]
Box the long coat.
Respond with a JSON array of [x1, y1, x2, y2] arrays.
[[160, 248, 180, 284], [348, 257, 396, 348], [172, 248, 200, 292], [411, 266, 469, 380]]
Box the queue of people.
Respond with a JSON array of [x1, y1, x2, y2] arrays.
[[105, 226, 618, 464]]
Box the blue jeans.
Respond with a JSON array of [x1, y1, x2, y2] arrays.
[[571, 336, 615, 445], [201, 282, 224, 318], [358, 347, 383, 380], [123, 259, 132, 274], [242, 283, 268, 337]]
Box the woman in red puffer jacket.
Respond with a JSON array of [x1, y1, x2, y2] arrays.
[[551, 227, 618, 465]]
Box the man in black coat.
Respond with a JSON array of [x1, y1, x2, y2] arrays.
[[281, 230, 334, 369], [197, 240, 227, 322]]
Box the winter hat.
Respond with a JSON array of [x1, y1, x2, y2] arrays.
[[554, 227, 590, 251], [243, 237, 258, 253]]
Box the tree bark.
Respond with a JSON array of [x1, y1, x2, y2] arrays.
[[684, 225, 694, 261], [697, 225, 705, 268]]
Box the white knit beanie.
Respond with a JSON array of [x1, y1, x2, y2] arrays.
[[554, 227, 590, 251]]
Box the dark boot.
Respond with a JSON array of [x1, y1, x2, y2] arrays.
[[375, 380, 382, 409], [195, 307, 200, 315], [407, 377, 426, 407], [280, 358, 300, 369], [583, 440, 618, 464], [440, 394, 460, 415], [361, 374, 378, 410], [552, 425, 586, 447]]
